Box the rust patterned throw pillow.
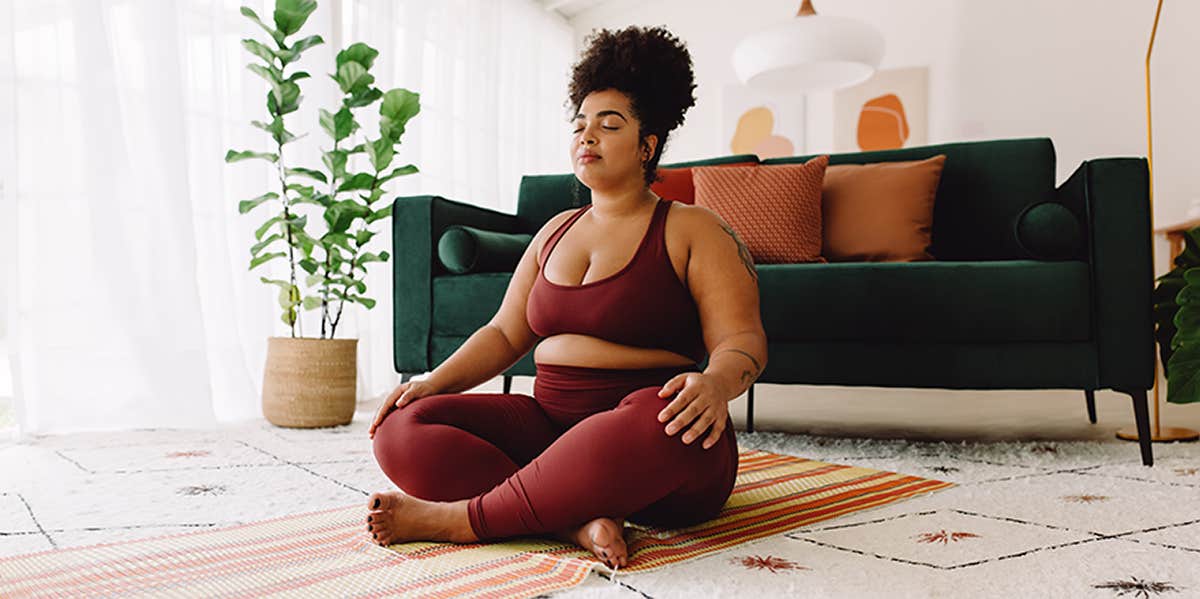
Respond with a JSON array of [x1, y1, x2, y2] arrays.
[[693, 156, 829, 264]]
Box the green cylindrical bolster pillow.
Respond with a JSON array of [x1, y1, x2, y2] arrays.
[[437, 226, 533, 274], [1015, 201, 1083, 260]]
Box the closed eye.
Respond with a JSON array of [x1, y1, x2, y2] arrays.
[[573, 126, 618, 133]]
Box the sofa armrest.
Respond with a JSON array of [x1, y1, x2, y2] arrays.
[[391, 195, 522, 374], [1056, 158, 1154, 390]]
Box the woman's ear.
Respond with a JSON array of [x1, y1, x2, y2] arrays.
[[642, 133, 658, 161]]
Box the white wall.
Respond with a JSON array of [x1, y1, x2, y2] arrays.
[[569, 0, 1200, 229]]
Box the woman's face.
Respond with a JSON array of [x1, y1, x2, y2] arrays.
[[569, 88, 656, 191]]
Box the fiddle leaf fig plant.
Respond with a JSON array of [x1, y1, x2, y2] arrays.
[[225, 0, 419, 339], [225, 0, 322, 335], [301, 43, 421, 338], [1152, 226, 1200, 403]]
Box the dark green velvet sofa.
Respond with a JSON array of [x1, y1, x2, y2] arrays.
[[391, 137, 1157, 465]]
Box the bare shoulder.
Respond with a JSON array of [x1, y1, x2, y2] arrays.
[[666, 202, 735, 243], [531, 206, 586, 264]]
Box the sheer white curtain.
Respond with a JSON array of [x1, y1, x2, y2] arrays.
[[0, 0, 575, 439]]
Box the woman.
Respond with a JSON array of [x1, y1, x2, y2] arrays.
[[365, 25, 766, 569]]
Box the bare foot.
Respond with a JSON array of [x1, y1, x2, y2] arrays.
[[557, 517, 627, 569], [365, 491, 478, 546]]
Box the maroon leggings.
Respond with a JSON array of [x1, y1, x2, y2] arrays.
[[371, 363, 739, 541]]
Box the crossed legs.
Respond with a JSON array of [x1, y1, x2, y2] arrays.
[[368, 385, 738, 566]]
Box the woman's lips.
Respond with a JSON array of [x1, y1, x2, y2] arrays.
[[579, 156, 600, 164]]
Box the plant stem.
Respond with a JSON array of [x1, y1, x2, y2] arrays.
[[276, 138, 299, 338]]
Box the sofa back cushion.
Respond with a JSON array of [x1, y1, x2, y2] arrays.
[[515, 154, 759, 233], [762, 138, 1057, 260]]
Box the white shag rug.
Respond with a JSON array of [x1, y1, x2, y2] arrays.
[[1, 414, 1198, 598]]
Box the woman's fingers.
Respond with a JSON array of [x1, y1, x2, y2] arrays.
[[701, 419, 724, 449], [681, 412, 716, 444], [657, 373, 686, 398], [664, 398, 703, 436], [657, 379, 696, 423], [368, 382, 410, 439], [395, 387, 413, 408]]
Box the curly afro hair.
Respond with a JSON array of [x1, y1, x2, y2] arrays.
[[567, 25, 697, 188]]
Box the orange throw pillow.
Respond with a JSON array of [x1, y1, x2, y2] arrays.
[[651, 161, 758, 204], [693, 156, 829, 264], [821, 155, 946, 262]]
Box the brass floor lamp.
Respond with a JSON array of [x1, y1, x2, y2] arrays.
[[1115, 0, 1200, 444]]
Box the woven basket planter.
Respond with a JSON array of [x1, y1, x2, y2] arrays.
[[262, 336, 358, 428]]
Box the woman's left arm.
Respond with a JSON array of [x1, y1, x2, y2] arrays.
[[657, 206, 767, 449]]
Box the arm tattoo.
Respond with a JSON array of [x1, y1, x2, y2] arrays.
[[714, 348, 762, 381], [717, 221, 758, 282]]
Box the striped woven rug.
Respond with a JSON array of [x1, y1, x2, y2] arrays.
[[0, 448, 952, 598]]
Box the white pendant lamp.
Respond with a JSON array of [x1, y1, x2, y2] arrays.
[[733, 0, 885, 93]]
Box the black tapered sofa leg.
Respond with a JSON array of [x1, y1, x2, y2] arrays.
[[1084, 389, 1097, 424], [746, 385, 755, 433], [1123, 388, 1154, 467], [503, 375, 513, 394]]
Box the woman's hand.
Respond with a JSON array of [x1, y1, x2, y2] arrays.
[[368, 379, 440, 440], [656, 372, 733, 450]]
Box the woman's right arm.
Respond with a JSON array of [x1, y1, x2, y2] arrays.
[[419, 210, 575, 394]]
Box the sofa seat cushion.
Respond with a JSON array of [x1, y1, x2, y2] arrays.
[[758, 260, 1091, 342]]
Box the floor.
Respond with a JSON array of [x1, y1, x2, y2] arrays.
[[2, 377, 1199, 598]]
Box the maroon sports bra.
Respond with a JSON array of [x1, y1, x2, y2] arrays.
[[526, 199, 707, 365]]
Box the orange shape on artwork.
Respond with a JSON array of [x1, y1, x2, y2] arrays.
[[856, 93, 909, 151], [731, 105, 795, 159]]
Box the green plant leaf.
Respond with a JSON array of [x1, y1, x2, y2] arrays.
[[321, 108, 356, 141], [335, 62, 372, 94], [286, 71, 311, 83], [319, 229, 355, 250], [367, 206, 390, 224], [255, 216, 282, 240], [280, 308, 296, 327], [288, 34, 326, 55], [380, 88, 420, 141], [366, 138, 394, 172], [302, 296, 323, 310], [300, 258, 320, 276], [1167, 344, 1200, 403], [270, 80, 301, 115], [239, 192, 278, 214], [305, 272, 323, 287], [241, 39, 277, 65], [336, 42, 379, 70], [246, 63, 282, 85], [352, 295, 377, 309], [355, 229, 375, 246], [337, 173, 376, 192], [259, 276, 289, 287], [346, 87, 383, 109], [286, 167, 327, 183], [356, 251, 389, 268], [277, 282, 300, 309], [249, 251, 287, 271], [251, 233, 284, 256], [379, 163, 418, 183], [225, 149, 279, 163], [273, 0, 317, 37], [322, 150, 348, 179], [251, 118, 296, 145], [1177, 227, 1200, 268], [292, 228, 316, 257], [239, 7, 285, 46]]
